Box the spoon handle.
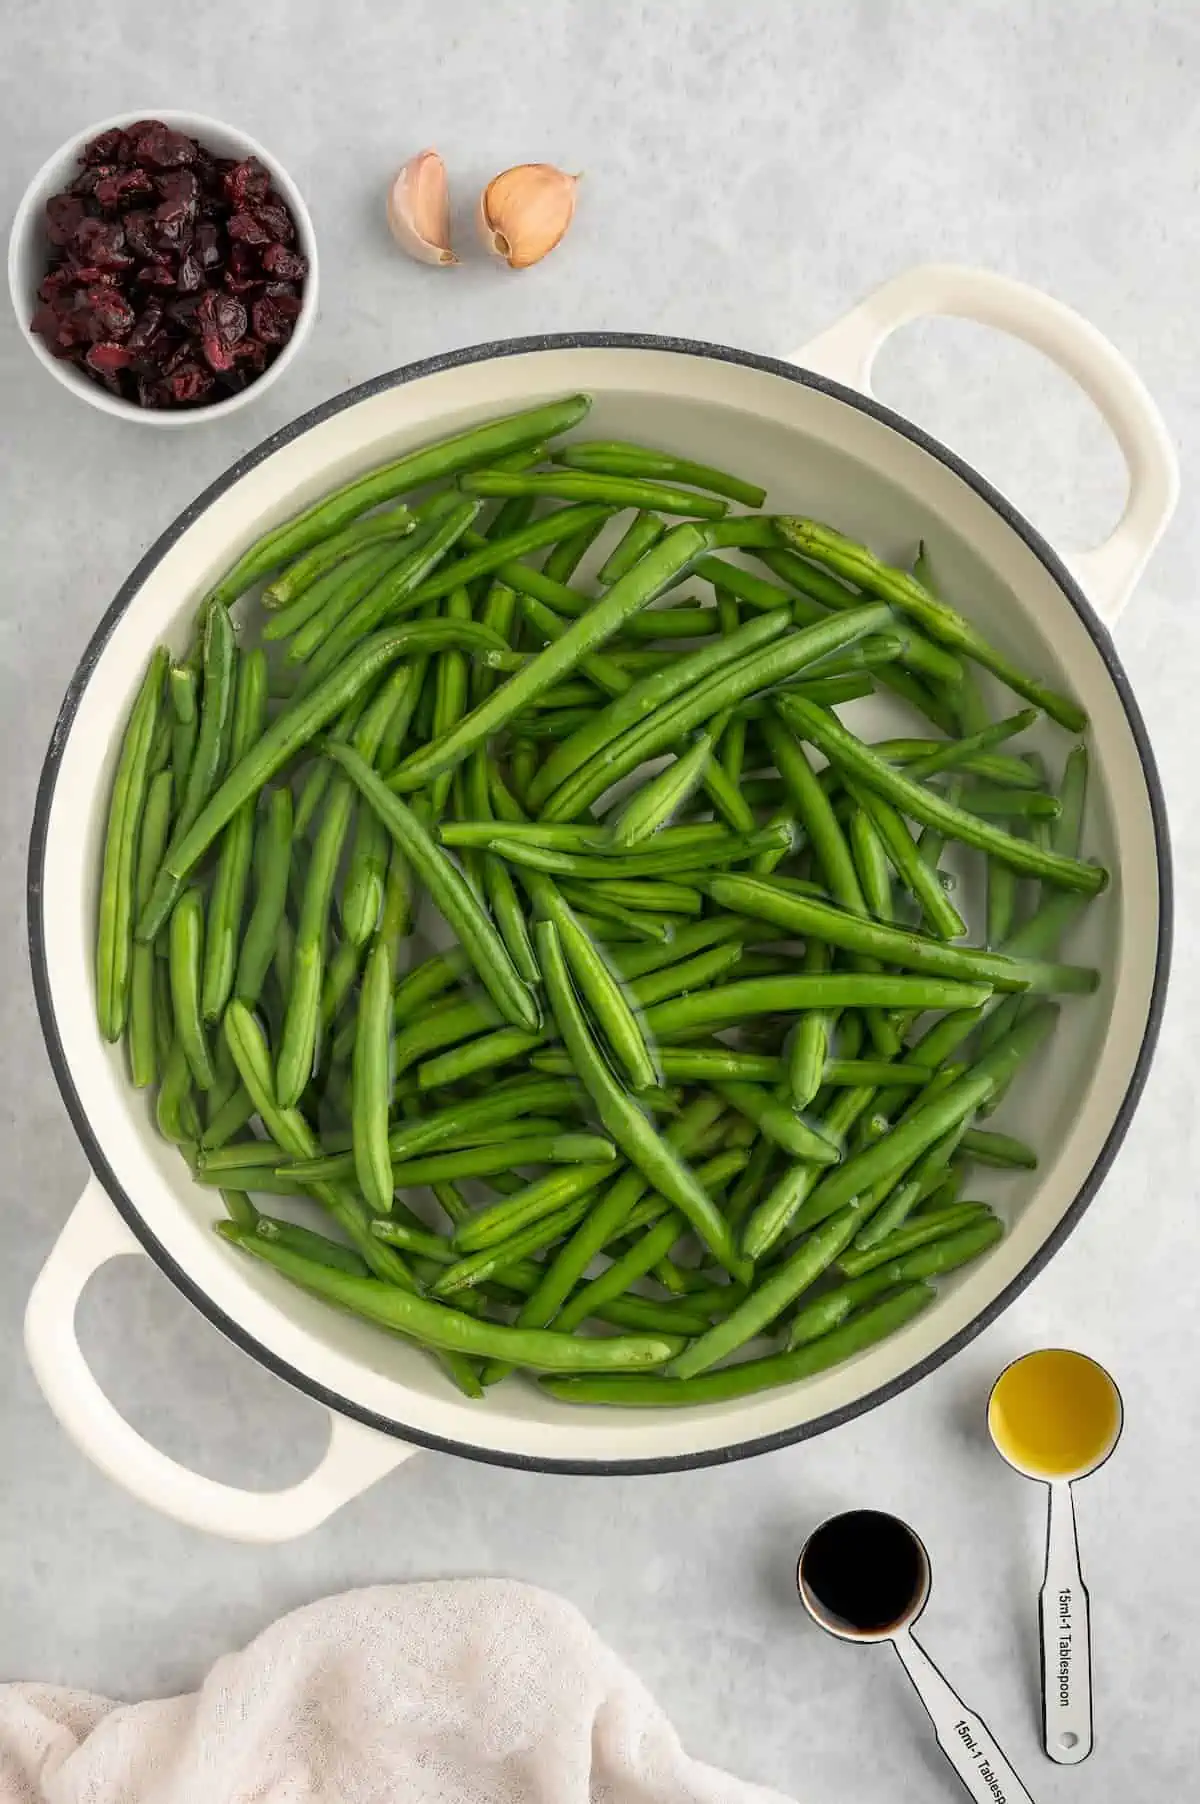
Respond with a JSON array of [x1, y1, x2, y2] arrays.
[[892, 1629, 1036, 1804], [1040, 1478, 1093, 1763]]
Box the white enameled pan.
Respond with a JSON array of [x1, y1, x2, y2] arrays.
[[25, 265, 1177, 1540]]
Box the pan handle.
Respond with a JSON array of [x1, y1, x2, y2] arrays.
[[24, 1176, 417, 1541], [791, 263, 1178, 626]]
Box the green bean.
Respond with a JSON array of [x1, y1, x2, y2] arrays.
[[168, 601, 236, 855], [415, 1025, 542, 1089], [713, 1080, 840, 1163], [848, 800, 894, 921], [526, 610, 788, 809], [609, 731, 714, 849], [785, 937, 832, 1111], [542, 1283, 934, 1405], [394, 997, 503, 1078], [139, 625, 443, 940], [987, 855, 1019, 949], [880, 741, 1042, 789], [953, 783, 1060, 820], [1054, 744, 1089, 856], [168, 888, 215, 1090], [155, 1038, 197, 1144], [326, 743, 539, 1031], [276, 779, 357, 1107], [233, 789, 293, 1008], [254, 1215, 369, 1276], [959, 1126, 1038, 1168], [351, 939, 393, 1211], [532, 1045, 779, 1083], [540, 606, 894, 823], [703, 876, 1097, 995], [482, 1099, 725, 1374], [559, 876, 702, 918], [282, 540, 413, 663], [604, 914, 751, 979], [481, 827, 784, 881], [1000, 889, 1090, 961], [391, 524, 714, 794], [756, 544, 965, 687], [556, 441, 767, 508], [791, 1218, 1003, 1350], [284, 1077, 579, 1183], [201, 650, 268, 1022], [543, 512, 610, 583], [853, 781, 968, 940], [199, 1084, 256, 1150], [393, 946, 471, 1019], [776, 695, 1106, 894], [851, 1175, 923, 1251], [447, 1160, 619, 1262], [426, 1193, 602, 1298], [670, 1190, 878, 1377], [795, 1005, 1056, 1232], [211, 395, 592, 603], [598, 510, 667, 584], [644, 975, 990, 1042], [537, 917, 746, 1278], [552, 1149, 747, 1336], [516, 592, 632, 699], [219, 1188, 259, 1231], [785, 1269, 900, 1346], [168, 663, 198, 810], [298, 523, 502, 694], [741, 1081, 878, 1261], [222, 1002, 415, 1288], [198, 1137, 284, 1174], [696, 556, 819, 622], [776, 518, 1086, 730], [225, 1226, 673, 1371], [263, 507, 415, 609], [405, 502, 619, 612], [127, 769, 173, 1085], [460, 467, 729, 519], [391, 1135, 614, 1192], [837, 1204, 993, 1277], [542, 894, 659, 1091], [96, 648, 167, 1040]]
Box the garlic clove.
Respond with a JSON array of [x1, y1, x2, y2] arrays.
[[387, 149, 458, 266], [478, 163, 578, 270]]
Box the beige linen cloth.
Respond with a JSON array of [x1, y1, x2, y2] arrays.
[[0, 1578, 794, 1802]]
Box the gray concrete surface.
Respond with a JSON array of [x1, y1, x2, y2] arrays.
[[2, 3, 1198, 1796]]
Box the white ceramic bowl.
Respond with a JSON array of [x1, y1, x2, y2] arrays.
[[23, 265, 1179, 1542], [7, 108, 318, 426]]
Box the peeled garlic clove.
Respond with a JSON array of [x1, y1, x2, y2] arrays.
[[478, 163, 578, 269], [387, 150, 458, 266]]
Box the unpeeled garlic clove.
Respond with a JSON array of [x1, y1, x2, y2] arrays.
[[387, 150, 458, 266], [478, 163, 578, 269]]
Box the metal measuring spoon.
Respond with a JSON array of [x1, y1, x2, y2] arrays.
[[988, 1348, 1124, 1766], [797, 1510, 1036, 1803]]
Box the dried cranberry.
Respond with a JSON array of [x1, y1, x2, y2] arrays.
[[156, 168, 199, 207], [167, 360, 215, 404], [222, 155, 270, 208], [222, 273, 263, 296], [130, 122, 198, 169], [153, 198, 195, 254], [200, 334, 236, 373], [78, 285, 135, 340], [227, 210, 271, 246], [228, 240, 260, 279], [86, 341, 134, 374], [136, 261, 177, 288], [72, 217, 131, 270], [69, 163, 115, 198], [176, 251, 204, 294], [30, 301, 62, 341], [166, 294, 202, 329], [254, 200, 294, 243], [251, 294, 298, 343], [122, 209, 157, 259], [126, 302, 164, 352], [196, 288, 247, 348], [93, 167, 155, 210], [38, 267, 77, 308], [83, 128, 128, 165], [261, 243, 307, 281], [136, 373, 170, 407], [195, 222, 222, 269], [45, 194, 87, 245]]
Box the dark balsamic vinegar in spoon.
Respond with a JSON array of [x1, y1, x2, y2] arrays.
[[799, 1509, 926, 1635]]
